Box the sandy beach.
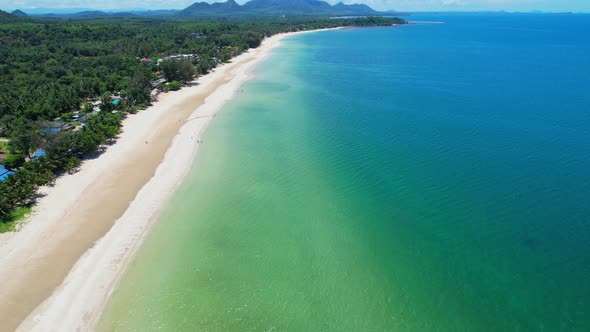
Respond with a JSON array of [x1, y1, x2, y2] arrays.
[[0, 30, 320, 332]]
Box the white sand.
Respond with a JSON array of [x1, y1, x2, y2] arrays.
[[6, 30, 325, 332]]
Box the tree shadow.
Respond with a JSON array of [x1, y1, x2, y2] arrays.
[[82, 144, 112, 161]]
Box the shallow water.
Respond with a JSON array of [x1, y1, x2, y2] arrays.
[[99, 14, 590, 331]]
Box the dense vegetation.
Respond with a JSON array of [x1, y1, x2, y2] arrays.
[[0, 15, 405, 223]]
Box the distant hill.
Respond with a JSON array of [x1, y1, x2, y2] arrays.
[[212, 0, 242, 11], [17, 7, 94, 15], [179, 0, 381, 17], [332, 2, 377, 15], [11, 9, 28, 17], [30, 9, 180, 19], [0, 9, 21, 22], [130, 10, 179, 17], [33, 10, 147, 19], [180, 0, 242, 17], [68, 11, 138, 18], [242, 0, 332, 14]]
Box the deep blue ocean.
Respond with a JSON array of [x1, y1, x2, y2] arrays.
[[100, 14, 590, 331], [291, 15, 590, 330]]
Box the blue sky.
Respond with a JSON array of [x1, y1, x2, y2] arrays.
[[1, 0, 588, 12]]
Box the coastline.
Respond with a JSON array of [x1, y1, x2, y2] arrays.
[[0, 29, 326, 332]]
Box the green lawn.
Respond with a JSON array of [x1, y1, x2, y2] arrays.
[[0, 205, 32, 233]]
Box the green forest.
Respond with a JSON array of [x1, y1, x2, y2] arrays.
[[0, 15, 405, 225]]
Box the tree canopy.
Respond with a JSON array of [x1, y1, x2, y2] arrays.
[[0, 15, 405, 222]]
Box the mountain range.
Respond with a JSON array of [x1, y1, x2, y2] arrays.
[[179, 0, 379, 17], [4, 0, 394, 19]]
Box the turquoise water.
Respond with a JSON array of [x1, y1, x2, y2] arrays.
[[99, 14, 590, 331]]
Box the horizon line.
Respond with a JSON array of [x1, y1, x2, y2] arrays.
[[3, 7, 589, 15]]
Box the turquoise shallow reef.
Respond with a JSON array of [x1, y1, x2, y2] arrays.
[[99, 14, 590, 331]]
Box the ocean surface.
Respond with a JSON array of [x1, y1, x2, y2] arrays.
[[99, 14, 590, 331]]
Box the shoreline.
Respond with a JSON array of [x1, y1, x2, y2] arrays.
[[1, 29, 328, 332]]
